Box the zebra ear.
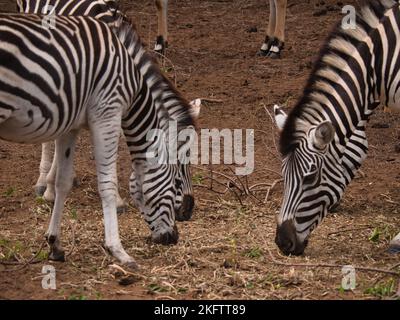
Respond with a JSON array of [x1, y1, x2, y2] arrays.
[[273, 104, 287, 131], [313, 121, 335, 149], [189, 98, 201, 119]]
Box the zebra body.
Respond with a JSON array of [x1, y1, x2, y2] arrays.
[[274, 0, 400, 255], [18, 0, 197, 220], [16, 0, 126, 207], [0, 13, 196, 267]]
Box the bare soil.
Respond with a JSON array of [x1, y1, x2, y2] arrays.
[[0, 0, 399, 300]]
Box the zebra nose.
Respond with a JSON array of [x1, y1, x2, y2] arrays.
[[152, 225, 179, 245], [176, 195, 195, 222], [275, 220, 306, 256]]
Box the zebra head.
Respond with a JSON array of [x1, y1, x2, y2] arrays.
[[273, 105, 350, 256], [173, 99, 201, 222], [129, 99, 201, 245]]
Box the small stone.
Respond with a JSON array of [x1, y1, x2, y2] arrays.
[[246, 26, 258, 33], [313, 9, 327, 16]]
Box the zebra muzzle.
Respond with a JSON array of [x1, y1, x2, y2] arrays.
[[275, 220, 308, 256], [152, 225, 179, 245]]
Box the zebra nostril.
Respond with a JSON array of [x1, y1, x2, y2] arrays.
[[285, 239, 294, 251], [275, 220, 301, 255]]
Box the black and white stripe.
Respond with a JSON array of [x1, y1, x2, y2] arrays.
[[18, 0, 196, 221], [275, 0, 400, 255], [0, 12, 196, 267]]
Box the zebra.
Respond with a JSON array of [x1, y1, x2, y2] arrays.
[[17, 0, 198, 220], [258, 0, 287, 58], [0, 12, 199, 268], [16, 0, 127, 210], [273, 0, 400, 256], [17, 0, 169, 54]]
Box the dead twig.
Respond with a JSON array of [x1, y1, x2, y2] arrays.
[[266, 247, 400, 277], [327, 225, 374, 236], [264, 179, 283, 204], [0, 240, 47, 272], [199, 98, 224, 104]]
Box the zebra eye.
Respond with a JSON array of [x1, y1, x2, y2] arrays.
[[303, 164, 318, 185]]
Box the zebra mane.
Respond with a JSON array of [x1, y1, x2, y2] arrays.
[[279, 0, 398, 156], [106, 1, 196, 129]]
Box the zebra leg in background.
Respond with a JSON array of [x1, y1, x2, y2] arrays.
[[389, 233, 400, 253], [34, 141, 53, 196], [43, 149, 57, 202], [258, 0, 277, 56], [46, 130, 79, 261], [154, 0, 168, 55], [258, 0, 287, 58], [40, 142, 127, 213], [90, 114, 137, 268]]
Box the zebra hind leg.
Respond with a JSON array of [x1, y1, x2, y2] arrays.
[[388, 232, 400, 254], [46, 130, 79, 262], [35, 142, 53, 196]]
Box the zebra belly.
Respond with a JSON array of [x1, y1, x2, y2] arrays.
[[0, 105, 86, 144]]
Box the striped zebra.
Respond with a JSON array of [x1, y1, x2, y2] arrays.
[[17, 0, 169, 54], [16, 0, 127, 210], [273, 0, 400, 255], [0, 12, 198, 268], [17, 0, 198, 220]]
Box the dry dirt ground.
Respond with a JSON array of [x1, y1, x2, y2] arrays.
[[1, 0, 400, 300]]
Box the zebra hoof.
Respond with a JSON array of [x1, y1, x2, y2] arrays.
[[268, 51, 281, 59], [124, 260, 139, 271], [388, 241, 400, 254], [48, 248, 65, 262], [34, 185, 47, 196], [257, 49, 269, 57]]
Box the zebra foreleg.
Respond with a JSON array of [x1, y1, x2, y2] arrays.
[[37, 142, 78, 199], [43, 148, 57, 202], [46, 130, 79, 262], [91, 118, 137, 269]]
